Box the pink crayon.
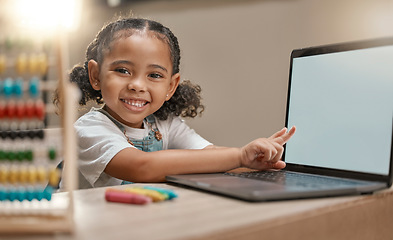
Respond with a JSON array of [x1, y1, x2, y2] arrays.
[[105, 189, 152, 205]]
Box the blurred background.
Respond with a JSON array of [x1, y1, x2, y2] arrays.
[[1, 0, 392, 147]]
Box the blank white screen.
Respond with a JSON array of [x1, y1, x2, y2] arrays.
[[286, 45, 393, 175]]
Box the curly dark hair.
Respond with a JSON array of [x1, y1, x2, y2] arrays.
[[54, 17, 204, 120]]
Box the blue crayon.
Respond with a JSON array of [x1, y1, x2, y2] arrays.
[[143, 186, 178, 200]]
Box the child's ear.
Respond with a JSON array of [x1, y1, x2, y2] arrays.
[[88, 60, 101, 90], [166, 73, 180, 101]]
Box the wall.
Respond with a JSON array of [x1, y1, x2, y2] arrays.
[[68, 0, 393, 147]]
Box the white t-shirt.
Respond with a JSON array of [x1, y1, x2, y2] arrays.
[[72, 108, 212, 189]]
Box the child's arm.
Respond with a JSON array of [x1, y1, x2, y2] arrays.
[[104, 127, 296, 182]]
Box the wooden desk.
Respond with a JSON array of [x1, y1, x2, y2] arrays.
[[4, 184, 393, 240]]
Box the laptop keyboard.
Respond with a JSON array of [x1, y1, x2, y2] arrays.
[[224, 170, 363, 189]]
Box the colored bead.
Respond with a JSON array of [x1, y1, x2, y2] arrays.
[[17, 130, 27, 139], [43, 186, 53, 201], [16, 150, 25, 161], [5, 100, 16, 118], [19, 168, 28, 183], [28, 54, 38, 74], [8, 190, 17, 201], [13, 78, 23, 98], [16, 54, 27, 74], [0, 102, 5, 118], [35, 190, 44, 201], [27, 130, 44, 139], [0, 190, 7, 201], [34, 99, 45, 120], [26, 189, 35, 201], [3, 78, 13, 98], [16, 190, 26, 202], [29, 77, 40, 98], [0, 131, 6, 139], [27, 130, 36, 139], [48, 168, 60, 187], [25, 150, 33, 161], [25, 100, 35, 118], [48, 148, 56, 160], [8, 130, 17, 140], [8, 169, 18, 183], [37, 129, 44, 139], [36, 167, 47, 183], [0, 55, 5, 74], [16, 102, 25, 119], [28, 168, 37, 184], [0, 168, 8, 183], [0, 150, 5, 160], [6, 151, 16, 161]]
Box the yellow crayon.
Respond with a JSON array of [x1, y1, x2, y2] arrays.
[[124, 187, 167, 202]]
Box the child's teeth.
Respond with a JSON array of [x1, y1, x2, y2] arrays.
[[124, 99, 145, 107]]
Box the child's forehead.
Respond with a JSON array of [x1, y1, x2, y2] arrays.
[[103, 29, 168, 54], [102, 30, 172, 65], [112, 29, 167, 45], [107, 31, 169, 53]]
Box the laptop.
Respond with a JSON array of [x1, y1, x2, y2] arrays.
[[166, 37, 393, 201]]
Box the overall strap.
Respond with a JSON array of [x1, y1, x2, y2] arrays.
[[145, 114, 156, 124], [144, 115, 162, 141], [95, 108, 157, 133]]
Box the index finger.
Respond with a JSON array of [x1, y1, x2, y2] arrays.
[[273, 126, 296, 145], [268, 127, 287, 140]]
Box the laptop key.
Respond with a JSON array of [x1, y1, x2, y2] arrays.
[[225, 171, 363, 189]]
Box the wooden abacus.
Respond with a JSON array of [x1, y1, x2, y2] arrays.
[[0, 29, 78, 234]]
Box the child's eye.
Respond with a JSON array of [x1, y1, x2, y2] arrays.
[[148, 73, 163, 79], [115, 68, 130, 75]]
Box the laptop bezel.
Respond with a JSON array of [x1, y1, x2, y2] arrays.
[[283, 37, 393, 187]]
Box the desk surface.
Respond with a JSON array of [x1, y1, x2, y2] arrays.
[[4, 183, 393, 240]]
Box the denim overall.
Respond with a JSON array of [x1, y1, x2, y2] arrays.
[[95, 109, 163, 185]]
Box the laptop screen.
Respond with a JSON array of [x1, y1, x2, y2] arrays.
[[285, 39, 393, 176]]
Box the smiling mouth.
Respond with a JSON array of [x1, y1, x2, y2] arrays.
[[121, 99, 149, 108]]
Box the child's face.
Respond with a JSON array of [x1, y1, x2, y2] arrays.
[[89, 32, 180, 128]]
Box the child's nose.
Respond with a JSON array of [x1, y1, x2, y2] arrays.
[[127, 76, 147, 92]]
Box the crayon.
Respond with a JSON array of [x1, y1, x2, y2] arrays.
[[143, 186, 178, 200], [124, 187, 167, 202], [105, 189, 152, 205]]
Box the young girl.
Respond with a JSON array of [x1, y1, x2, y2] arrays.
[[56, 17, 296, 189]]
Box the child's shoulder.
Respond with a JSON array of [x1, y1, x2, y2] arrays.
[[154, 114, 188, 130], [154, 114, 178, 123], [75, 107, 115, 128]]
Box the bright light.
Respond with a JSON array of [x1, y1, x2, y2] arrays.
[[12, 0, 81, 31]]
